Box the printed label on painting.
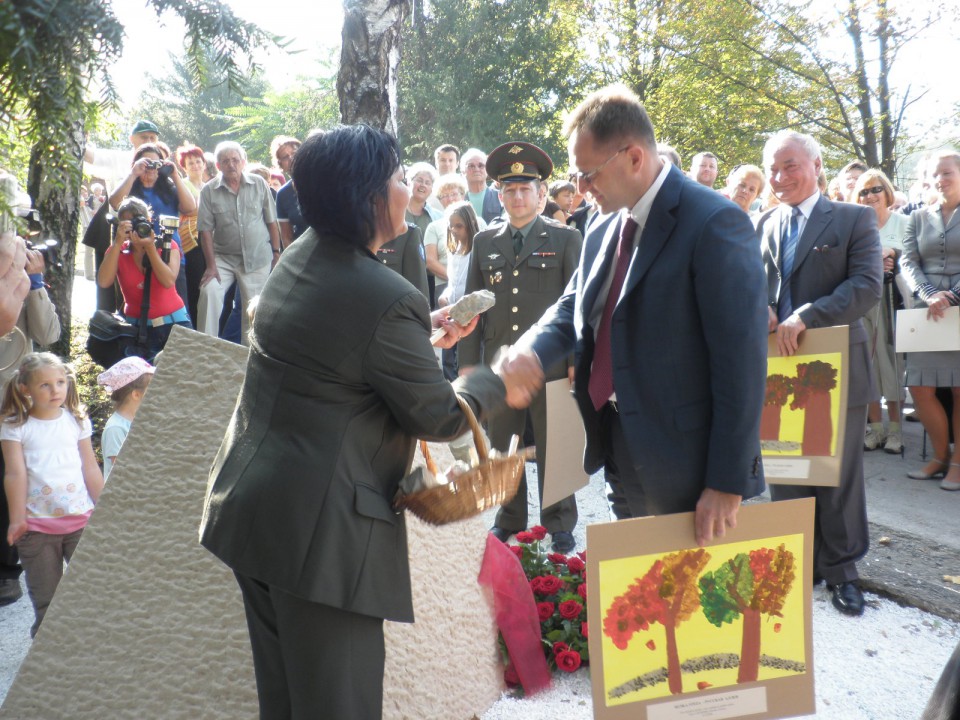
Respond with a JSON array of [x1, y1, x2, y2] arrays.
[[647, 686, 768, 719]]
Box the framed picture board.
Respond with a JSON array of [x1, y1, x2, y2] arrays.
[[762, 325, 849, 486], [542, 379, 590, 508], [586, 498, 815, 720]]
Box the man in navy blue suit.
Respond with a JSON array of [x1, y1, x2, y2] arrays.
[[500, 85, 768, 546]]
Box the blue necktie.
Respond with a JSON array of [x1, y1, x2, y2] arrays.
[[778, 207, 801, 322]]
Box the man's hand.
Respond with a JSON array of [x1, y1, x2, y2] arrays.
[[926, 291, 953, 320], [0, 232, 29, 336], [24, 247, 45, 275], [767, 306, 778, 333], [694, 488, 742, 546], [199, 266, 221, 288], [494, 346, 545, 408], [776, 313, 806, 356]]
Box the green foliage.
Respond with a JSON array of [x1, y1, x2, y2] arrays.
[[699, 555, 754, 627], [398, 0, 588, 166]]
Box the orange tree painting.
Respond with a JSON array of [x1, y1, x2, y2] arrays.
[[602, 548, 710, 694], [790, 360, 838, 455], [698, 544, 796, 683], [761, 374, 795, 441]]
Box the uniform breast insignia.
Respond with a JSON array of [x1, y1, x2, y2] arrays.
[[488, 253, 501, 259], [530, 252, 556, 257], [379, 248, 395, 253], [490, 271, 503, 285]]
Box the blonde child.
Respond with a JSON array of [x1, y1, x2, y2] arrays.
[[1, 352, 103, 636], [97, 357, 155, 481]]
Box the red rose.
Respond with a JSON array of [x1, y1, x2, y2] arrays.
[[539, 575, 563, 595], [556, 649, 582, 672], [503, 664, 520, 687], [566, 556, 586, 573], [548, 552, 567, 565], [559, 599, 584, 620], [516, 531, 536, 544], [530, 525, 548, 540], [509, 545, 523, 560], [577, 583, 587, 600], [552, 641, 570, 655], [582, 621, 588, 639], [577, 550, 587, 562], [537, 601, 555, 622], [530, 577, 544, 594]]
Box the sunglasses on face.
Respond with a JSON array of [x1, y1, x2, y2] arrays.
[[858, 186, 885, 198]]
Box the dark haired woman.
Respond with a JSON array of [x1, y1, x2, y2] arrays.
[[199, 125, 521, 719], [109, 143, 195, 320], [175, 143, 207, 325]]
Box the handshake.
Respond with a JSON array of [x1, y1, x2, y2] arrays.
[[493, 346, 546, 409]]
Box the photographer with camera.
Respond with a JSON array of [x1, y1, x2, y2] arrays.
[[0, 168, 61, 605], [109, 144, 195, 322], [97, 197, 190, 362]]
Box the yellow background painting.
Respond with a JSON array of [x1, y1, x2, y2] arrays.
[[765, 351, 843, 457], [598, 533, 806, 707]]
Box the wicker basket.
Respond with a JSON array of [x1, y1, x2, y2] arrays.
[[394, 395, 532, 526]]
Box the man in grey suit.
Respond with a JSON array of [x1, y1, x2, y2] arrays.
[[459, 141, 582, 553], [500, 84, 768, 547], [758, 131, 882, 616]]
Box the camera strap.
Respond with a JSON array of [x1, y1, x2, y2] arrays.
[[137, 266, 152, 348]]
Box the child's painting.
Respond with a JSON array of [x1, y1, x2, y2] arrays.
[[763, 326, 849, 486], [587, 499, 815, 720]]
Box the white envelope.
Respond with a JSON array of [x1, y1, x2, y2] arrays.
[[895, 306, 960, 352]]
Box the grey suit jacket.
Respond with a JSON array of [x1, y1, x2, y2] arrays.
[[518, 164, 768, 501], [199, 229, 505, 623], [758, 195, 883, 406]]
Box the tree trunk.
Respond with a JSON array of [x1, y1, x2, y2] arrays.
[[801, 391, 833, 456], [338, 0, 410, 133], [26, 119, 85, 358], [664, 620, 683, 695], [760, 404, 782, 441], [737, 606, 762, 683]]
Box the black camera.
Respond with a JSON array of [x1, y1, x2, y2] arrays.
[[25, 238, 61, 269], [131, 215, 153, 238], [143, 159, 163, 171]]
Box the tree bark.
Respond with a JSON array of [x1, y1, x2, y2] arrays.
[[738, 606, 762, 683], [664, 619, 683, 695], [338, 0, 411, 133], [801, 391, 833, 456]]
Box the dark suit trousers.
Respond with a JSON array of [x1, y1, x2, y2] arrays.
[[235, 572, 386, 720], [601, 405, 705, 517], [770, 404, 869, 584], [491, 390, 578, 533]]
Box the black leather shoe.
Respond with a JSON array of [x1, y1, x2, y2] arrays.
[[0, 578, 22, 606], [551, 531, 576, 554], [828, 581, 864, 616], [489, 526, 513, 543]]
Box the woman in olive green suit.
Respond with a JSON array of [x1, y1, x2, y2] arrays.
[[200, 126, 513, 720]]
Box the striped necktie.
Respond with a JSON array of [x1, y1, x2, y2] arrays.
[[778, 207, 801, 322]]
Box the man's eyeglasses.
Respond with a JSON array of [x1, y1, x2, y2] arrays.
[[858, 186, 885, 198], [571, 146, 630, 187]]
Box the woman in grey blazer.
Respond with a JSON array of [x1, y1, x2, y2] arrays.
[[200, 126, 511, 719], [899, 150, 960, 489]]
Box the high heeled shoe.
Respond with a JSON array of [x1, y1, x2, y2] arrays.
[[907, 461, 949, 480]]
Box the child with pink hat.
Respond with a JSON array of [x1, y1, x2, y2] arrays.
[[97, 357, 155, 480]]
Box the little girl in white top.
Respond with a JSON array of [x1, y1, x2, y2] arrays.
[[1, 352, 103, 636]]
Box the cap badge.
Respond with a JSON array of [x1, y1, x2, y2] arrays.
[[511, 162, 524, 174], [508, 145, 523, 154]]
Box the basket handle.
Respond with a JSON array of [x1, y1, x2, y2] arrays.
[[419, 440, 439, 477], [455, 394, 489, 463]]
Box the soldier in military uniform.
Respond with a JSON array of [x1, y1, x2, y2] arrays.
[[376, 223, 429, 301], [459, 142, 583, 553]]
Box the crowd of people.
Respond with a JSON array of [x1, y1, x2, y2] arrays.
[[0, 86, 958, 717]]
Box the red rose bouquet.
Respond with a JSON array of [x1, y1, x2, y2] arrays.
[[499, 525, 588, 677]]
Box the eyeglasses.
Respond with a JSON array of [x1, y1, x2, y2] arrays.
[[858, 186, 885, 198], [571, 146, 630, 187], [438, 191, 463, 202], [411, 176, 433, 186]]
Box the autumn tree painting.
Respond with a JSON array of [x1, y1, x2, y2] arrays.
[[699, 544, 796, 683], [790, 360, 838, 455], [603, 548, 710, 694], [761, 374, 795, 441]]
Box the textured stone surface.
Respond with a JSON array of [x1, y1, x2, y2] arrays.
[[1, 327, 501, 719]]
